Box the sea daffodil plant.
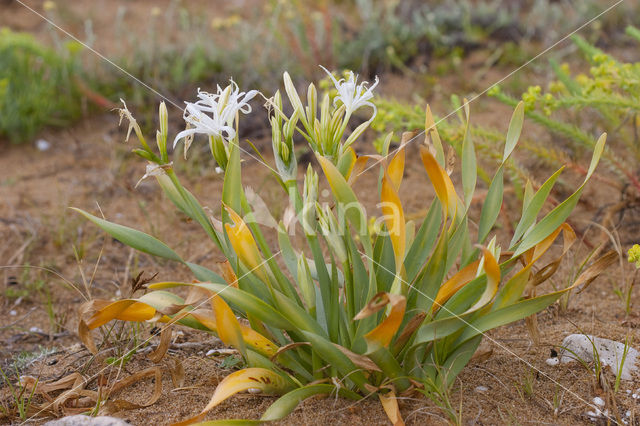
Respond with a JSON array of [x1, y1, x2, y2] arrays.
[[74, 71, 607, 424]]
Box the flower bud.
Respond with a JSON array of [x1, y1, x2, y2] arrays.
[[297, 254, 316, 311], [316, 204, 346, 263], [156, 101, 168, 161], [301, 165, 318, 235]]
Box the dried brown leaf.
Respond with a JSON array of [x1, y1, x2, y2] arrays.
[[148, 327, 173, 363]]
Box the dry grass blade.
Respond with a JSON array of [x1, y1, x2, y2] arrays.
[[148, 327, 173, 363], [107, 366, 163, 408], [575, 250, 619, 293]]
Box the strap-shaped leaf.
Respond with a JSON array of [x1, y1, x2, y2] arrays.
[[316, 154, 366, 234], [188, 311, 278, 357], [513, 133, 605, 256], [261, 384, 360, 422], [460, 104, 476, 209], [387, 146, 405, 191], [503, 101, 524, 162], [432, 259, 481, 313], [174, 368, 292, 425], [223, 205, 269, 284], [300, 330, 370, 393], [149, 282, 292, 330], [222, 140, 242, 214], [71, 208, 183, 262], [419, 146, 456, 217], [213, 294, 247, 360], [477, 165, 504, 244], [379, 388, 405, 426], [510, 167, 564, 247], [355, 292, 406, 350], [381, 172, 406, 273], [424, 104, 445, 166], [404, 202, 442, 282]]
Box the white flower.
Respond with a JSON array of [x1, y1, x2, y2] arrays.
[[173, 81, 258, 155], [320, 66, 379, 120]]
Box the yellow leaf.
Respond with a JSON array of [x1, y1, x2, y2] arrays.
[[189, 311, 278, 357], [381, 172, 406, 272], [347, 155, 376, 186], [356, 293, 407, 349], [223, 204, 268, 284], [464, 249, 501, 314], [218, 260, 238, 288], [387, 144, 405, 191], [86, 300, 156, 330], [419, 145, 456, 217], [379, 389, 405, 426], [432, 259, 481, 313], [341, 146, 358, 180], [173, 368, 291, 425], [213, 295, 247, 359]]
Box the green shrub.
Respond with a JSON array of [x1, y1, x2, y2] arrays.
[[489, 28, 640, 225], [0, 29, 83, 143]]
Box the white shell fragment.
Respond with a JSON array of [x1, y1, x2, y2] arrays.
[[44, 415, 130, 425], [546, 334, 638, 381], [36, 139, 51, 151]]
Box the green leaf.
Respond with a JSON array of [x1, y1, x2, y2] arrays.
[[510, 167, 564, 247], [368, 347, 411, 391], [477, 166, 504, 244], [222, 140, 242, 215], [413, 230, 448, 311], [316, 155, 366, 234], [186, 262, 226, 284], [503, 102, 524, 162], [261, 384, 360, 422], [439, 335, 482, 387], [300, 331, 370, 393], [404, 201, 442, 282], [461, 113, 476, 209], [71, 208, 183, 262], [149, 282, 293, 330], [454, 291, 565, 346]]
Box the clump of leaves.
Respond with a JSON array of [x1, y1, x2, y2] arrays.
[[74, 70, 606, 424]]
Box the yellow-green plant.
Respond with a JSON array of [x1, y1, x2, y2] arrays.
[[73, 70, 606, 424], [490, 29, 640, 203]]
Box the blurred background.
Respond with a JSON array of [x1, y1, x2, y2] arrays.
[[1, 0, 639, 144]]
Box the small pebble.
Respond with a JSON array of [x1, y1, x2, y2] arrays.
[[592, 396, 605, 407], [475, 386, 489, 393], [215, 167, 223, 174], [29, 326, 43, 333], [9, 310, 17, 316], [546, 357, 560, 366], [36, 139, 51, 151]]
